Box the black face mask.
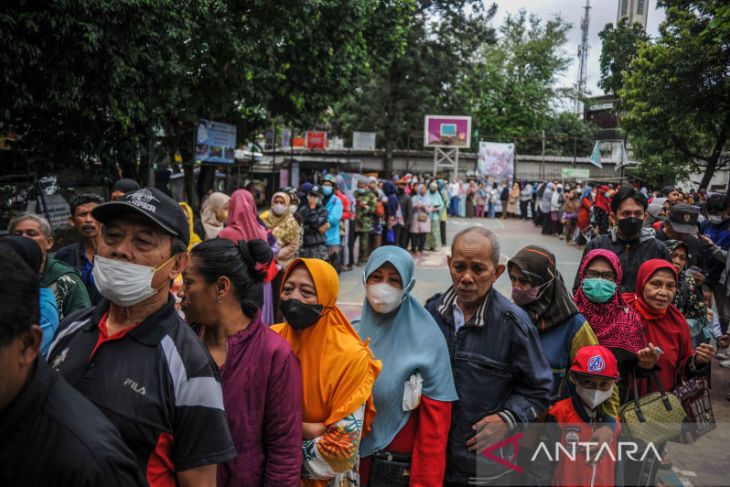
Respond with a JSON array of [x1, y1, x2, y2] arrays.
[[618, 217, 643, 240], [279, 298, 323, 330]]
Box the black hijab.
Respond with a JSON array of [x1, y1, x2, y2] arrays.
[[508, 245, 579, 331], [0, 236, 43, 273]]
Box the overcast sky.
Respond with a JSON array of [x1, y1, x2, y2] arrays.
[[488, 0, 665, 97]]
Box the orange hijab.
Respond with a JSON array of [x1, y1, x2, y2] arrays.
[[273, 258, 381, 432]]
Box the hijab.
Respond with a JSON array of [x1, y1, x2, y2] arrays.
[[357, 247, 457, 457], [574, 249, 647, 353], [218, 189, 267, 242], [508, 245, 579, 331], [272, 259, 381, 430], [580, 185, 593, 201], [178, 202, 203, 250], [200, 192, 230, 240], [262, 191, 291, 229], [623, 259, 694, 391], [594, 185, 611, 213], [382, 181, 399, 217]]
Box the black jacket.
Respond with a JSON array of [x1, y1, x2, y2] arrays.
[[0, 360, 141, 486], [425, 288, 553, 484], [298, 205, 328, 248], [573, 227, 671, 294]]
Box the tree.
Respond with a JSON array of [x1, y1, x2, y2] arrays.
[[620, 0, 730, 189], [597, 18, 649, 96], [331, 0, 496, 173], [464, 11, 572, 145]]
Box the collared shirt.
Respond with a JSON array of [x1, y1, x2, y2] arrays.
[[54, 241, 103, 305], [437, 286, 492, 329], [47, 295, 236, 486]]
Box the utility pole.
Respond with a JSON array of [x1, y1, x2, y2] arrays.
[[541, 130, 546, 180], [576, 0, 591, 115]]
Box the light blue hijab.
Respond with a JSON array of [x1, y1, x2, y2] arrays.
[[357, 246, 458, 457]]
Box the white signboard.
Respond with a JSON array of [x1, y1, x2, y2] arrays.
[[353, 131, 377, 151]]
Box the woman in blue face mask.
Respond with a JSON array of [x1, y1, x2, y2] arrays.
[[574, 248, 659, 401]]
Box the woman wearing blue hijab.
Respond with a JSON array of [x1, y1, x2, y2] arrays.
[[356, 246, 458, 486]]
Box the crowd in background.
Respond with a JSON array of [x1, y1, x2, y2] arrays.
[[1, 172, 730, 487]]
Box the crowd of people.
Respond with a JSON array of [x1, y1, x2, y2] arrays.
[[1, 172, 729, 487]]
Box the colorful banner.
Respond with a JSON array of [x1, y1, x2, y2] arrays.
[[194, 119, 237, 164], [424, 115, 471, 148], [477, 141, 515, 181]]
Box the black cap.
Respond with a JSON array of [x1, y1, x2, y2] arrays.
[[92, 187, 190, 246], [668, 203, 699, 235], [112, 178, 141, 194]]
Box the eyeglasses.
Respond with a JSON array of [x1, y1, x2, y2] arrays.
[[584, 270, 617, 282]]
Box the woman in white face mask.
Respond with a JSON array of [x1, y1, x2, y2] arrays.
[[261, 191, 301, 269], [355, 246, 458, 485]]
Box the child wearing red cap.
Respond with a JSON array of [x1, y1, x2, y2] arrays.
[[535, 345, 621, 487]]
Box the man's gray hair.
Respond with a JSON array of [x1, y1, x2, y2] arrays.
[[8, 212, 54, 239], [451, 226, 501, 266]]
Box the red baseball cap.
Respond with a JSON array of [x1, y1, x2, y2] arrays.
[[570, 345, 620, 379]]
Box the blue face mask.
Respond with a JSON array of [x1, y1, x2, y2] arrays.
[[581, 278, 617, 304], [322, 186, 333, 196]]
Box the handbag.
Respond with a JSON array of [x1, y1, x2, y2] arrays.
[[417, 213, 428, 222], [674, 376, 715, 443], [369, 451, 411, 487], [619, 372, 686, 446]]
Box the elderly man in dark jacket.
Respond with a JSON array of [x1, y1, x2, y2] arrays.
[[425, 227, 553, 486]]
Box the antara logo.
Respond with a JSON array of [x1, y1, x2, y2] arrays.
[[123, 378, 147, 396]]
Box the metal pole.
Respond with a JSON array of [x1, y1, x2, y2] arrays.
[[454, 148, 459, 180], [541, 130, 546, 180]]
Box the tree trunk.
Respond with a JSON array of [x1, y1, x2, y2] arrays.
[[197, 166, 216, 202], [698, 156, 719, 190]]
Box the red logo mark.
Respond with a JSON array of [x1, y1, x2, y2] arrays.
[[480, 432, 524, 473]]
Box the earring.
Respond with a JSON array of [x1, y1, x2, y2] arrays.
[[216, 296, 221, 304]]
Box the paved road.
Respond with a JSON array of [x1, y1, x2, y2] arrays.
[[338, 216, 583, 315], [337, 216, 730, 487]]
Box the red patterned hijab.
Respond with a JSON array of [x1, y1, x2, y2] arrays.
[[574, 249, 647, 353]]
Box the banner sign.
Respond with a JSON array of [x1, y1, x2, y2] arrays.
[[353, 131, 376, 150], [561, 168, 590, 180], [195, 119, 236, 164], [424, 115, 471, 148], [477, 142, 515, 181], [306, 131, 327, 150]]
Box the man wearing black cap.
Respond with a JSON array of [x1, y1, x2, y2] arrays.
[[111, 178, 141, 201], [47, 187, 235, 487], [656, 203, 706, 276]]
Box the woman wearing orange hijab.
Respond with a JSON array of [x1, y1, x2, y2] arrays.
[[273, 258, 381, 487]]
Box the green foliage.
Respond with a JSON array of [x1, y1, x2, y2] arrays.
[[465, 10, 573, 144], [620, 0, 730, 188], [597, 18, 649, 96], [0, 0, 402, 175]]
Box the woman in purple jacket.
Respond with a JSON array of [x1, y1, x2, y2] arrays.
[[179, 238, 303, 486]]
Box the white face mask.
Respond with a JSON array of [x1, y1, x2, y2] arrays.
[[575, 383, 614, 410], [272, 204, 287, 216], [289, 204, 299, 214], [93, 255, 174, 307], [708, 215, 723, 225], [366, 283, 404, 314]]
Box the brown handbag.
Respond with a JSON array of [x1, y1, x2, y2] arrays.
[[674, 376, 716, 443]]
